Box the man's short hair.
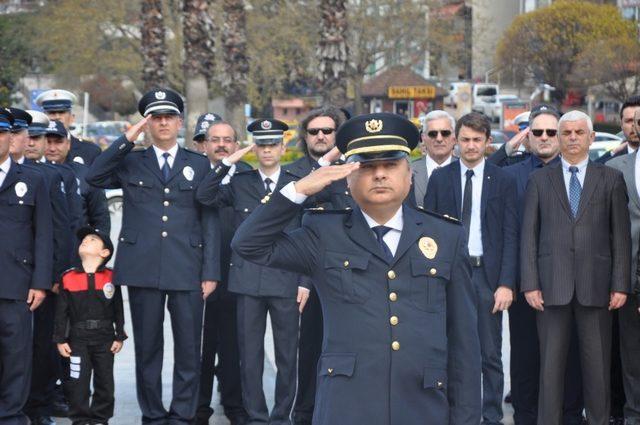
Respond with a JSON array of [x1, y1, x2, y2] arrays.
[[620, 95, 640, 119], [558, 110, 593, 132], [455, 112, 491, 139], [297, 106, 344, 155], [422, 110, 455, 132]]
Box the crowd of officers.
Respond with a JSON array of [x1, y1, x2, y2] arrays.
[[0, 85, 639, 425]]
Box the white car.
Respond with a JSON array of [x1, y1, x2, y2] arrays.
[[473, 94, 519, 122], [594, 132, 623, 143]]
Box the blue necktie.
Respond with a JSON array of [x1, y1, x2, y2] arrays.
[[161, 152, 171, 182], [569, 166, 581, 218], [372, 225, 393, 262]]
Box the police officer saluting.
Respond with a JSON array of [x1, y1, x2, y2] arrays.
[[231, 113, 481, 425], [35, 90, 102, 166], [0, 108, 53, 425], [85, 88, 220, 425]]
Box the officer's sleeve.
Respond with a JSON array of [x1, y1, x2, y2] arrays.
[[195, 162, 235, 207], [610, 171, 631, 294], [86, 185, 111, 233], [113, 286, 128, 342], [447, 226, 481, 424], [62, 172, 83, 232], [231, 191, 319, 277], [498, 173, 518, 289], [200, 206, 221, 282], [520, 177, 541, 293], [486, 143, 510, 167], [52, 288, 70, 343], [49, 173, 72, 282], [85, 135, 133, 189], [32, 174, 54, 291]]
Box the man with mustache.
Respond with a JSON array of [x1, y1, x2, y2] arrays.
[[191, 113, 222, 155], [425, 112, 518, 425]]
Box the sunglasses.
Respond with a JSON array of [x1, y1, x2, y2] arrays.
[[426, 130, 452, 139], [307, 127, 335, 136], [531, 129, 557, 137]]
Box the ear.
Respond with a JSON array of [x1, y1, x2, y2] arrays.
[[100, 248, 110, 260]]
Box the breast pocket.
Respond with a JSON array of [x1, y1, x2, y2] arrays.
[[323, 251, 371, 304], [176, 181, 196, 206], [127, 177, 154, 203], [410, 257, 450, 312], [8, 194, 36, 222]]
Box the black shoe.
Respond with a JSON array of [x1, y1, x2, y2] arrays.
[[30, 417, 56, 425], [228, 415, 249, 425], [504, 391, 512, 404], [51, 400, 69, 418], [609, 417, 625, 425]]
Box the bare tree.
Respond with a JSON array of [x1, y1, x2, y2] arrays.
[[141, 0, 167, 89], [317, 0, 348, 106]]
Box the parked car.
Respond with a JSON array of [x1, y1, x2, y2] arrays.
[[473, 94, 519, 122], [594, 131, 623, 143], [589, 140, 620, 161]]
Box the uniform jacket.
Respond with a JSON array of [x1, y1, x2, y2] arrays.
[[85, 135, 220, 290], [520, 161, 631, 306], [0, 161, 53, 300], [66, 161, 110, 234], [230, 191, 481, 425], [68, 134, 102, 166], [53, 267, 126, 344], [196, 162, 308, 298], [424, 160, 519, 290]]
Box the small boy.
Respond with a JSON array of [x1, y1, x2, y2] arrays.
[[53, 226, 126, 425]]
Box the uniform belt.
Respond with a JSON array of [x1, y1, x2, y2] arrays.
[[469, 255, 483, 268], [73, 319, 113, 330]]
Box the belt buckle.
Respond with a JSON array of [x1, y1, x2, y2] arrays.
[[86, 320, 99, 330]]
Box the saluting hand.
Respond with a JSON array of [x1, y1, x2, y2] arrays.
[[294, 163, 360, 197], [319, 147, 342, 164], [505, 128, 529, 156], [225, 143, 255, 165], [27, 289, 46, 311], [125, 116, 150, 143]]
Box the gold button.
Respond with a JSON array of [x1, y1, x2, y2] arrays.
[[387, 270, 396, 280], [389, 292, 397, 301], [327, 368, 334, 375], [391, 341, 400, 351], [164, 187, 170, 194], [162, 215, 168, 222], [343, 260, 349, 267], [163, 201, 169, 206], [161, 231, 168, 238], [430, 268, 437, 276], [390, 316, 398, 326]]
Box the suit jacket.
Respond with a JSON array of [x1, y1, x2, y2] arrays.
[[424, 160, 519, 290], [409, 156, 458, 208], [0, 162, 53, 300], [520, 160, 631, 307], [605, 152, 640, 302], [196, 162, 305, 298], [85, 135, 220, 290], [230, 191, 481, 425], [68, 134, 102, 166]]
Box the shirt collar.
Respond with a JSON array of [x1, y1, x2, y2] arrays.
[[561, 155, 589, 173], [152, 144, 179, 161], [425, 154, 452, 170], [460, 158, 485, 177], [15, 156, 24, 165], [0, 156, 11, 176], [259, 167, 281, 184], [361, 206, 404, 232]]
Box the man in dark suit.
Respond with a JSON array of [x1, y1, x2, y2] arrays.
[[85, 88, 220, 424], [230, 112, 481, 425], [0, 108, 53, 425], [409, 110, 456, 207], [35, 90, 102, 166], [195, 119, 250, 425], [196, 119, 309, 425], [425, 112, 518, 425], [521, 110, 631, 425]]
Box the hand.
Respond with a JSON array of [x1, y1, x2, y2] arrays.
[[110, 340, 123, 354], [225, 143, 254, 165], [297, 287, 310, 313], [27, 289, 46, 311], [320, 147, 342, 164], [294, 163, 360, 196], [51, 283, 60, 294], [492, 286, 514, 313], [609, 291, 627, 310], [201, 281, 218, 300], [125, 116, 149, 142], [505, 128, 529, 156], [524, 290, 544, 311], [57, 343, 72, 358], [611, 141, 628, 156]]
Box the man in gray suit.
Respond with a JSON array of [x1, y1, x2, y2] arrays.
[[605, 107, 640, 425], [521, 110, 631, 425], [410, 110, 456, 206]]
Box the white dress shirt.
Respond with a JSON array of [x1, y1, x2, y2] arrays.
[[0, 156, 10, 188], [425, 155, 452, 180], [258, 167, 281, 192], [15, 156, 24, 165], [152, 144, 179, 169], [561, 156, 588, 200], [460, 159, 485, 256]]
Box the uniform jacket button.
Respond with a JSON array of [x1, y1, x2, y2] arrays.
[[430, 268, 437, 276], [390, 316, 398, 326], [163, 201, 169, 206], [162, 215, 168, 222], [387, 270, 396, 280], [161, 231, 168, 237], [391, 341, 400, 351], [389, 292, 397, 301], [343, 260, 349, 268], [164, 187, 170, 194]]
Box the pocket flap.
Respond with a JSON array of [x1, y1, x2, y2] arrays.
[[127, 177, 153, 188], [411, 257, 451, 279], [190, 234, 203, 248], [423, 367, 447, 390], [324, 251, 370, 270], [318, 353, 356, 377], [234, 204, 253, 214], [179, 181, 195, 191], [15, 249, 34, 265], [118, 229, 138, 244]]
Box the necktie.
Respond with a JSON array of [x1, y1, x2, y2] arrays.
[[372, 225, 393, 262], [569, 166, 581, 218], [161, 152, 171, 182], [264, 177, 273, 195], [462, 169, 474, 237]]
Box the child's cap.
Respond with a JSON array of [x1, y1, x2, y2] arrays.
[[77, 226, 114, 265]]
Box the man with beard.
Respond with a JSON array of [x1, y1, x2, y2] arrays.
[[196, 120, 251, 425], [598, 96, 640, 164]]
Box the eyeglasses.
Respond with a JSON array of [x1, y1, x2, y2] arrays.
[[426, 130, 452, 139], [531, 129, 557, 137], [307, 128, 335, 136], [206, 136, 235, 143]]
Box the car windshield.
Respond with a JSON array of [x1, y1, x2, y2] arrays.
[[477, 87, 497, 96]]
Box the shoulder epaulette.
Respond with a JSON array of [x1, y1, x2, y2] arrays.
[[182, 147, 205, 157], [284, 169, 302, 179], [304, 206, 352, 214], [416, 206, 461, 224]]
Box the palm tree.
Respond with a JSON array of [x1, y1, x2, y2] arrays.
[[317, 0, 348, 106], [140, 0, 167, 89]]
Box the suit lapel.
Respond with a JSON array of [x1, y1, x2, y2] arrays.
[[547, 162, 573, 218], [142, 148, 166, 183], [450, 161, 462, 217], [0, 161, 20, 193], [480, 163, 494, 220], [344, 208, 392, 264], [623, 153, 640, 210], [392, 207, 424, 265], [412, 160, 428, 202], [575, 162, 601, 221]]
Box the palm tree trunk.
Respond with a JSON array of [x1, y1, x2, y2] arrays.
[[318, 0, 348, 106], [141, 0, 167, 90]]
